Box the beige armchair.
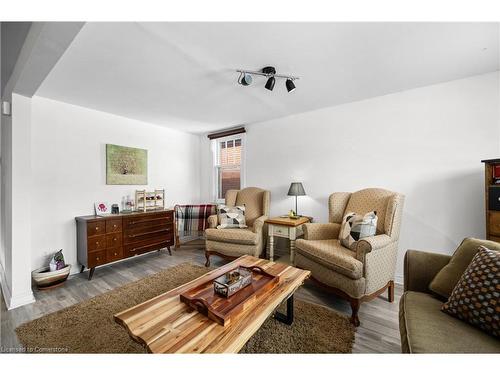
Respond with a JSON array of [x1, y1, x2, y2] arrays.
[[295, 188, 404, 326], [205, 187, 270, 267]]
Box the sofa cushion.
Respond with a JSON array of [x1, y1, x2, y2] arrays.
[[429, 238, 500, 299], [399, 291, 500, 353], [295, 253, 366, 298], [205, 228, 258, 245], [339, 211, 377, 250], [295, 239, 363, 279], [442, 246, 500, 337]]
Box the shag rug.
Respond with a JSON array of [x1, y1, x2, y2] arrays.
[[16, 263, 354, 353]]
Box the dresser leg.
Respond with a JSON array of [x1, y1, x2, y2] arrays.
[[88, 267, 95, 280], [167, 246, 172, 255], [80, 265, 85, 273]]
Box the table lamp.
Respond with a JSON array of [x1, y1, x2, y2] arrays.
[[287, 182, 306, 216]]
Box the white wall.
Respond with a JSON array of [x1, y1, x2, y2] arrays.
[[202, 72, 500, 282], [30, 96, 201, 273]]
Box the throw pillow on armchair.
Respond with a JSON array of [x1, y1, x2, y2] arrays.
[[217, 205, 247, 229], [339, 211, 378, 250]]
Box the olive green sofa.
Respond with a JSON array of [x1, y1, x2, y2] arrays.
[[400, 239, 500, 353]]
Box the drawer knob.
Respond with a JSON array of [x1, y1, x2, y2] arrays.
[[113, 237, 117, 241], [113, 224, 117, 228], [114, 252, 117, 256], [96, 241, 99, 246], [95, 226, 99, 231], [96, 257, 100, 261]]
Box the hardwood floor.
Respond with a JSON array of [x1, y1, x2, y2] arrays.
[[0, 241, 402, 353]]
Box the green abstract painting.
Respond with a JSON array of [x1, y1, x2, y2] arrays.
[[106, 144, 148, 185]]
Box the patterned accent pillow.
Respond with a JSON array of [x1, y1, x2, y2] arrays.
[[339, 211, 378, 250], [217, 205, 247, 229], [442, 246, 499, 337]]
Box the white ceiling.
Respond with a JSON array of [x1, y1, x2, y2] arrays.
[[36, 22, 499, 133]]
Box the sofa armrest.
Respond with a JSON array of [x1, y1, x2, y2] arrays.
[[252, 215, 268, 234], [207, 214, 218, 229], [303, 223, 341, 240], [404, 250, 451, 293]]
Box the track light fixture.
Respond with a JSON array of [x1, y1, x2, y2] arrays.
[[236, 66, 299, 93]]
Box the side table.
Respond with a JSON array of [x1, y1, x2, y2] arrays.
[[265, 216, 311, 262]]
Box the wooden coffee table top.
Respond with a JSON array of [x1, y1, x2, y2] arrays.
[[265, 216, 311, 226], [114, 255, 310, 353]]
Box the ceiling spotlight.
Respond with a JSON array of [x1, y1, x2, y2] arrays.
[[265, 77, 275, 91], [239, 73, 253, 86], [236, 66, 299, 93], [286, 79, 296, 93]]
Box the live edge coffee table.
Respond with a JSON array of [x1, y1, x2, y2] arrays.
[[114, 255, 310, 353]]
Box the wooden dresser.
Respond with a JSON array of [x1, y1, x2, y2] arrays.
[[76, 209, 174, 279]]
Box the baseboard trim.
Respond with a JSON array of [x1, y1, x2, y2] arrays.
[[0, 262, 35, 310], [0, 261, 13, 308], [8, 291, 35, 310], [394, 274, 404, 286]]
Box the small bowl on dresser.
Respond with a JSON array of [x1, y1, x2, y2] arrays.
[[32, 265, 71, 290]]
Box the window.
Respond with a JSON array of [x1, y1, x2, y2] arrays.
[[213, 135, 244, 202]]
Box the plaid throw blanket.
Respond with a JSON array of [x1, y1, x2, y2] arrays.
[[175, 204, 216, 237]]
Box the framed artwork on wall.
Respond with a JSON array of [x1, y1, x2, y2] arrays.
[[106, 144, 148, 185]]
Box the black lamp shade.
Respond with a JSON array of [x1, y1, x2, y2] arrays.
[[286, 79, 296, 92], [265, 76, 275, 91], [287, 182, 306, 196]]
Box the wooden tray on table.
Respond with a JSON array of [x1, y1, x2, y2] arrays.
[[180, 265, 279, 327]]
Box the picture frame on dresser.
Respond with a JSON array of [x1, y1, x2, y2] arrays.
[[75, 209, 175, 280]]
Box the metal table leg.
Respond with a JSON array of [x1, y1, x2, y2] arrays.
[[274, 294, 294, 325]]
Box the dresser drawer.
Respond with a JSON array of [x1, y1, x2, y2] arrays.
[[123, 212, 173, 229], [88, 250, 106, 268], [106, 247, 123, 262], [123, 224, 173, 244], [87, 221, 106, 236], [106, 233, 123, 248], [489, 212, 500, 236], [106, 219, 122, 233], [124, 237, 174, 257], [88, 234, 106, 251]]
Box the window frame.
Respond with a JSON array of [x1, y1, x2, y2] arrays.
[[211, 133, 246, 203]]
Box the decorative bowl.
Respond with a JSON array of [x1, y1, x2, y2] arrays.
[[32, 265, 71, 290]]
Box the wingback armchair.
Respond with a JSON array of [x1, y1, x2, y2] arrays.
[[294, 188, 405, 326], [205, 187, 270, 267]]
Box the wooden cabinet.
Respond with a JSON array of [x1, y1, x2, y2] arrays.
[[76, 210, 174, 280], [482, 159, 500, 242]]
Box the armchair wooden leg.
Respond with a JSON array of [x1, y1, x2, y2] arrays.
[[204, 252, 211, 267], [350, 299, 360, 327], [388, 280, 395, 302]]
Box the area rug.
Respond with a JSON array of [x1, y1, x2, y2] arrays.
[[16, 263, 354, 353]]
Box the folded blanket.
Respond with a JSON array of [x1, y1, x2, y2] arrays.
[[175, 204, 216, 237]]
